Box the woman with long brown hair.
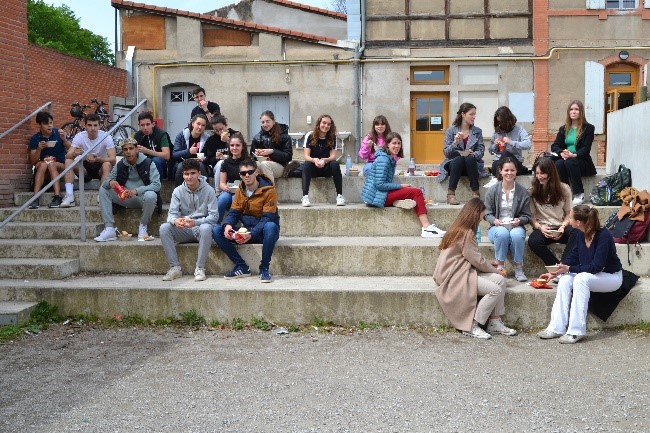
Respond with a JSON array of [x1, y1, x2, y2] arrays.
[[538, 205, 623, 343], [250, 110, 293, 184], [550, 100, 597, 205], [358, 115, 392, 176], [434, 198, 516, 340], [301, 114, 345, 206], [528, 157, 574, 266]]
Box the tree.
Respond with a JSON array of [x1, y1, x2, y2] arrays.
[[27, 0, 114, 66], [330, 0, 347, 14]]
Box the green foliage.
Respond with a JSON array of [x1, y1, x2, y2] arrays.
[[30, 300, 61, 326], [179, 310, 206, 327], [27, 0, 115, 66], [357, 321, 379, 330], [0, 325, 22, 342], [250, 316, 271, 331], [287, 324, 301, 333], [209, 319, 220, 328], [231, 317, 245, 330]]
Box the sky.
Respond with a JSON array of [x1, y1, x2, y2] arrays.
[[45, 0, 333, 52]]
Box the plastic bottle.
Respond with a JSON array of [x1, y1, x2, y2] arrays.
[[408, 157, 415, 176], [476, 225, 482, 243], [345, 154, 352, 176]]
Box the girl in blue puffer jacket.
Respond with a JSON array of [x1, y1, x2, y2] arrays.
[[360, 132, 446, 238]]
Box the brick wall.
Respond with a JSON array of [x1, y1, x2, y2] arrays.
[[0, 0, 29, 206]]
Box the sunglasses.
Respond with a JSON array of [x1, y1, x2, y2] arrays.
[[239, 169, 256, 176]]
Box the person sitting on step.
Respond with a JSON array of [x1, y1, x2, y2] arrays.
[[212, 159, 280, 283], [438, 102, 485, 205], [434, 198, 516, 340], [171, 114, 211, 187], [360, 132, 445, 238], [215, 133, 249, 223], [94, 138, 161, 242], [134, 111, 171, 181], [550, 100, 597, 205], [249, 110, 293, 185], [484, 157, 532, 282], [301, 114, 345, 207], [488, 106, 531, 177], [160, 159, 218, 282], [358, 114, 392, 177]]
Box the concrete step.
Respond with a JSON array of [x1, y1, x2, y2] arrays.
[[1, 237, 648, 278], [0, 258, 79, 280], [13, 172, 609, 206], [0, 222, 102, 240], [0, 301, 39, 325], [1, 275, 648, 328]]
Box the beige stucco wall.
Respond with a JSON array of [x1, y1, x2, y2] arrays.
[[410, 21, 445, 40], [489, 0, 529, 13], [449, 18, 485, 40], [410, 0, 445, 15], [549, 16, 650, 46], [490, 17, 529, 39], [450, 0, 484, 14], [367, 21, 407, 41], [366, 0, 404, 16]]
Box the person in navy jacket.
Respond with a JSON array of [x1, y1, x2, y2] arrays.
[[537, 204, 623, 343]]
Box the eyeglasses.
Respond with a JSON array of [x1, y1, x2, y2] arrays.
[[239, 169, 256, 176]]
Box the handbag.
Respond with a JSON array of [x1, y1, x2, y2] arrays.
[[590, 165, 632, 206], [589, 269, 639, 321]]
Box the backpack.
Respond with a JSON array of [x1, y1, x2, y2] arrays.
[[590, 165, 631, 206], [606, 210, 650, 265]]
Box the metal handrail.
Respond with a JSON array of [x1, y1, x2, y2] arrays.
[[0, 102, 52, 140], [0, 99, 148, 241]]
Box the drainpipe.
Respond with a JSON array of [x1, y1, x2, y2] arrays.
[[353, 0, 366, 162]]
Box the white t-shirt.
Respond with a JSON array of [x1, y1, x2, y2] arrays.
[[71, 130, 115, 158]]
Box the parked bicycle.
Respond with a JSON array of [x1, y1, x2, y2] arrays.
[[104, 113, 137, 156], [60, 102, 90, 141], [91, 98, 110, 129]]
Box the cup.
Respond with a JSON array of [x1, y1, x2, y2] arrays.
[[196, 152, 205, 160], [46, 140, 57, 148]]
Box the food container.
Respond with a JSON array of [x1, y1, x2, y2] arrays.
[[118, 231, 132, 241], [113, 183, 127, 200], [47, 140, 57, 147], [458, 150, 470, 157], [348, 169, 359, 177], [545, 265, 560, 273]]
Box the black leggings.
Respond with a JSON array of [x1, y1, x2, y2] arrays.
[[302, 161, 342, 196], [527, 226, 576, 266], [446, 155, 479, 191]]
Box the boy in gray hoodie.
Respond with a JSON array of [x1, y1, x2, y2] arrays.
[[160, 159, 218, 281]]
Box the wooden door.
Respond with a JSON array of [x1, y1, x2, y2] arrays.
[[410, 92, 448, 164]]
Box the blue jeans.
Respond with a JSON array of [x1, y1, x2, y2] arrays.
[[216, 192, 233, 223], [151, 156, 167, 180], [212, 221, 280, 271], [488, 225, 526, 263]]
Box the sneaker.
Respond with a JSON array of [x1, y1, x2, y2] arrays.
[[572, 193, 584, 205], [462, 320, 492, 340], [28, 200, 39, 209], [514, 265, 528, 282], [336, 194, 346, 206], [138, 223, 154, 241], [94, 227, 118, 242], [559, 333, 584, 344], [487, 318, 517, 336], [60, 193, 75, 208], [301, 195, 311, 207], [483, 176, 498, 188], [421, 223, 445, 238], [259, 267, 272, 283], [162, 266, 182, 281], [194, 267, 207, 282], [282, 160, 300, 178], [48, 195, 63, 208], [537, 329, 563, 339], [224, 264, 251, 279], [393, 199, 416, 209]]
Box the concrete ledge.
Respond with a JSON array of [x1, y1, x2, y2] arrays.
[[0, 258, 80, 280], [0, 276, 648, 328], [0, 301, 39, 325]]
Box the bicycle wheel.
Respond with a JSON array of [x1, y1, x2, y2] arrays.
[[60, 121, 84, 141], [111, 125, 137, 156]]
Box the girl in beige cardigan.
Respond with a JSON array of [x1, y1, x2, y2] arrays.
[[434, 198, 517, 339]]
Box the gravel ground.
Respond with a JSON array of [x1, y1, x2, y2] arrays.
[[0, 325, 649, 433]]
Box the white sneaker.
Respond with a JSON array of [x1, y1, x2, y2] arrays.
[[514, 265, 528, 282], [572, 193, 584, 205], [94, 227, 117, 242], [393, 199, 416, 209], [60, 193, 75, 208], [483, 176, 498, 189], [301, 195, 311, 207], [138, 223, 153, 241], [194, 267, 207, 282], [421, 223, 445, 238], [162, 266, 182, 281], [486, 318, 517, 336], [462, 321, 492, 340], [336, 194, 346, 206]]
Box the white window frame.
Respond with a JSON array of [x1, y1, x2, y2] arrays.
[[588, 0, 640, 8]]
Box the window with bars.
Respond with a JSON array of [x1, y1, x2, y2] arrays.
[[606, 0, 637, 9]]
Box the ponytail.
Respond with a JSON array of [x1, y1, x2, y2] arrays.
[[572, 204, 601, 241]]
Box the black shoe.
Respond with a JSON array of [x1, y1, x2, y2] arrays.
[[28, 201, 39, 209], [48, 195, 62, 208]]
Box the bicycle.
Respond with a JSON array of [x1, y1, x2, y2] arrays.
[[104, 113, 137, 156], [90, 98, 110, 130], [60, 102, 90, 141]]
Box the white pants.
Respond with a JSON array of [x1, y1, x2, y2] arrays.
[[546, 270, 623, 336]]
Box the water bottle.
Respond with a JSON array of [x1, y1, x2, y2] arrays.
[[408, 157, 415, 176], [476, 225, 482, 243], [345, 154, 352, 176]]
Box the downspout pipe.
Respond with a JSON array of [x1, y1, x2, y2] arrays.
[[353, 0, 366, 163]]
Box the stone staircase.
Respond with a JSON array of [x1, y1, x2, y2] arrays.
[[0, 173, 649, 328]]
